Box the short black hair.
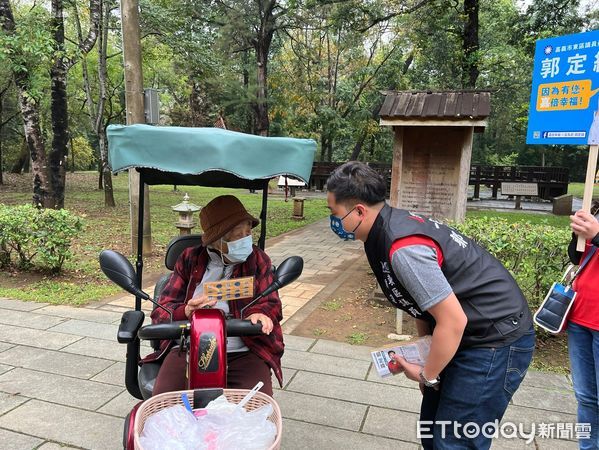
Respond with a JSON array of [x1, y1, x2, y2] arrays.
[[388, 350, 396, 356], [326, 161, 387, 206]]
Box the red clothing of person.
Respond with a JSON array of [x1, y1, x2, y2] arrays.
[[389, 235, 444, 266], [150, 244, 284, 385], [568, 241, 599, 331]]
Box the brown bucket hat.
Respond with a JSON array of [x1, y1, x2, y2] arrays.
[[200, 195, 259, 246]]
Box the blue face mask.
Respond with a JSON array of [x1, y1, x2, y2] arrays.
[[221, 235, 253, 264], [330, 208, 360, 241]]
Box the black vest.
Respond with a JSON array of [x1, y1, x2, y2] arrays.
[[364, 204, 532, 349]]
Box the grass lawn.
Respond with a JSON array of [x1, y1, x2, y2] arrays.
[[0, 172, 576, 307], [0, 172, 329, 305], [568, 182, 599, 199]]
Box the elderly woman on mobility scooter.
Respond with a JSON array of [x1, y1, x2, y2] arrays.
[[150, 194, 283, 396]]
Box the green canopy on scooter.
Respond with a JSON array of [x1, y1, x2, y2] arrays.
[[107, 124, 316, 189]]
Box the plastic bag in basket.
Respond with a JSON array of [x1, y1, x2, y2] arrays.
[[139, 405, 209, 450], [139, 396, 276, 450], [203, 396, 276, 449]]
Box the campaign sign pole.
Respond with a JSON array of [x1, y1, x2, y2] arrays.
[[584, 111, 599, 250], [526, 30, 599, 251]]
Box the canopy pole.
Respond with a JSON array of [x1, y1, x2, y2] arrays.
[[258, 181, 269, 250], [135, 170, 144, 311]]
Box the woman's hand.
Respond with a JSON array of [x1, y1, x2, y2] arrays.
[[184, 294, 217, 319], [570, 210, 599, 241], [247, 313, 273, 335]]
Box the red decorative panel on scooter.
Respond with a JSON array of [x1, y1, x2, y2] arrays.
[[188, 309, 227, 389]]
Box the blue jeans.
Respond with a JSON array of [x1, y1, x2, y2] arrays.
[[419, 328, 535, 449], [568, 322, 599, 450]]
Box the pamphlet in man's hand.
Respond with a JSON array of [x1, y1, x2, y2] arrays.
[[371, 335, 432, 378]]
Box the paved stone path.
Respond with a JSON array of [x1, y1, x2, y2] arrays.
[[0, 219, 581, 449]]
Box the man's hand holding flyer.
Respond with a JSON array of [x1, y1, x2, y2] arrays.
[[371, 335, 432, 378]]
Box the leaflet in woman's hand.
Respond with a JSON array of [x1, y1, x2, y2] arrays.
[[203, 276, 254, 302]]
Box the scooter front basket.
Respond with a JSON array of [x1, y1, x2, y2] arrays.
[[133, 388, 282, 450]]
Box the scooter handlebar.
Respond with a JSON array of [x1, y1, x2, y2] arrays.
[[138, 321, 188, 341], [137, 319, 263, 341], [226, 319, 264, 336]]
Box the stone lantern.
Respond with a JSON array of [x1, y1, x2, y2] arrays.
[[171, 193, 201, 235]]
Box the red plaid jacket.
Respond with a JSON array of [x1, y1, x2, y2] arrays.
[[150, 245, 284, 386]]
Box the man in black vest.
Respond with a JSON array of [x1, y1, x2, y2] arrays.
[[326, 161, 535, 449]]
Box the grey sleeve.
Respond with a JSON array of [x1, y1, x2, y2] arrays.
[[390, 245, 453, 312]]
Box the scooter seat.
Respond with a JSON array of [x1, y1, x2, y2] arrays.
[[138, 361, 161, 400]]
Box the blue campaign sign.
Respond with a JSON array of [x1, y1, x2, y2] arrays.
[[526, 30, 599, 146]]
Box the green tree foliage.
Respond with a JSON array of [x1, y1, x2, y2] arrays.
[[0, 5, 55, 100], [0, 0, 595, 185], [67, 136, 96, 171], [508, 0, 594, 178], [0, 0, 100, 208], [269, 1, 410, 161], [141, 0, 220, 126]]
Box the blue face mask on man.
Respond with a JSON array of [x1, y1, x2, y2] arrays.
[[330, 207, 360, 241]]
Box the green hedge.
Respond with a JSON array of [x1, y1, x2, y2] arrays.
[[453, 217, 571, 310], [0, 204, 83, 273]]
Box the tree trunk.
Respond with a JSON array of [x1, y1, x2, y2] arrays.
[[349, 133, 367, 161], [0, 81, 17, 184], [76, 0, 115, 206], [320, 131, 333, 162], [99, 127, 115, 206], [69, 137, 75, 173], [98, 162, 103, 189], [189, 80, 203, 126], [462, 0, 479, 88], [19, 88, 49, 207], [48, 0, 100, 208], [48, 0, 69, 209], [242, 50, 253, 134], [252, 1, 277, 137], [23, 144, 30, 172], [254, 44, 270, 136], [96, 0, 115, 206], [0, 93, 3, 184]]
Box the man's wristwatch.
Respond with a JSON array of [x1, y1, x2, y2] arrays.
[[419, 369, 441, 388]]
